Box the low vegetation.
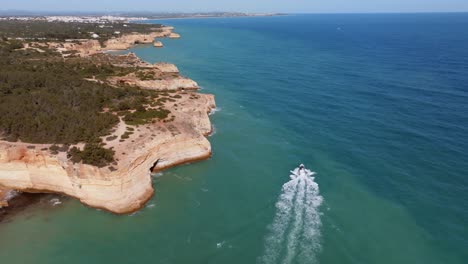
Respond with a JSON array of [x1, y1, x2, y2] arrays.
[[136, 70, 157, 80], [0, 21, 175, 166], [123, 108, 171, 126], [0, 21, 162, 42], [68, 141, 115, 168]]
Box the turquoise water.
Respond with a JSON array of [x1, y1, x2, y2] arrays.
[[1, 14, 468, 263]]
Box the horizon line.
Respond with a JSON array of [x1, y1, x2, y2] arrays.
[[1, 10, 468, 15]]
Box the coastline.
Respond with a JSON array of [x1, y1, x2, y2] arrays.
[[141, 13, 287, 21], [0, 24, 217, 216]]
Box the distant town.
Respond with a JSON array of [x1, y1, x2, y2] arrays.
[[0, 12, 283, 24], [0, 16, 146, 23]]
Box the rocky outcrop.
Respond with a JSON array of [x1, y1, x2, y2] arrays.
[[103, 52, 153, 68], [51, 40, 102, 56], [153, 41, 163, 48], [0, 145, 153, 213], [0, 93, 215, 214], [111, 75, 198, 91], [146, 77, 198, 91], [161, 26, 174, 31], [154, 63, 179, 73], [169, 33, 181, 39], [103, 30, 172, 51], [0, 186, 13, 208], [51, 27, 176, 55], [0, 25, 214, 214]]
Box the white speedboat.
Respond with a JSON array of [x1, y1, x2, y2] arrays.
[[290, 164, 316, 179]]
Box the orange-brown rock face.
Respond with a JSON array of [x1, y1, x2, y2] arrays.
[[110, 74, 199, 91], [168, 33, 181, 39], [154, 63, 179, 73], [153, 41, 163, 48], [103, 30, 172, 51], [107, 60, 198, 91], [52, 27, 175, 56], [0, 93, 216, 214], [52, 40, 103, 56], [0, 186, 12, 208], [0, 25, 215, 214]]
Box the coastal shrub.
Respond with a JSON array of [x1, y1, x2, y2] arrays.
[[121, 131, 133, 139], [0, 21, 162, 42], [0, 42, 161, 146], [123, 108, 170, 125], [68, 143, 115, 168], [136, 71, 156, 81], [5, 40, 23, 51], [49, 145, 60, 155], [0, 23, 172, 167], [58, 144, 70, 152], [106, 135, 118, 141]]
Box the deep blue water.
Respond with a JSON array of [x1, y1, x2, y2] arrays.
[[138, 13, 468, 263], [1, 13, 467, 264]]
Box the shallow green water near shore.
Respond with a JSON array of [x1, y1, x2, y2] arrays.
[[1, 14, 467, 264]]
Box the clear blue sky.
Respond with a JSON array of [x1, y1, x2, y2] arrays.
[[2, 0, 468, 13]]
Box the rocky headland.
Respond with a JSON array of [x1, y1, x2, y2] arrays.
[[0, 25, 215, 214]]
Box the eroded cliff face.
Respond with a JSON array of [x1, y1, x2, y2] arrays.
[[107, 60, 198, 91], [64, 40, 102, 56], [109, 74, 198, 91], [50, 26, 176, 57], [0, 145, 156, 213], [0, 25, 212, 214], [103, 28, 173, 51], [0, 93, 215, 214]]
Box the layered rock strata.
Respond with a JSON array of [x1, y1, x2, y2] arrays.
[[0, 93, 215, 214], [0, 26, 216, 214]]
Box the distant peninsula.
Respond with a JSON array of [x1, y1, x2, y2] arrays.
[[0, 17, 216, 215]]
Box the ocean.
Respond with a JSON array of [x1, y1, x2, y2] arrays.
[[1, 13, 467, 264]]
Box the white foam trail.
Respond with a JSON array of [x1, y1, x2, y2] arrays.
[[283, 177, 307, 264], [259, 165, 323, 264], [260, 178, 300, 264], [298, 177, 323, 263]]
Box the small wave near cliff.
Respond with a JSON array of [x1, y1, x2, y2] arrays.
[[259, 165, 323, 264]]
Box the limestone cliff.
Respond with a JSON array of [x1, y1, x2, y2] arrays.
[[50, 26, 175, 56], [103, 29, 172, 51], [107, 60, 198, 91], [0, 25, 216, 214], [0, 93, 215, 214], [109, 74, 198, 91]]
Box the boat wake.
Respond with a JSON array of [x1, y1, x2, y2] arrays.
[[259, 165, 323, 264]]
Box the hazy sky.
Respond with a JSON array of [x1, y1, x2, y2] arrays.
[[2, 0, 468, 13]]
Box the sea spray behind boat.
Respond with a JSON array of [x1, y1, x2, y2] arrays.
[[259, 165, 323, 264]]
